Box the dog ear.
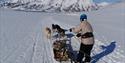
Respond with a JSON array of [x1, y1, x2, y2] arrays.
[[56, 25, 61, 29], [52, 24, 54, 27], [52, 24, 56, 29], [52, 24, 54, 25], [62, 29, 65, 33]]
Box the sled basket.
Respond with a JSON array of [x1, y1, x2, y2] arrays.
[[53, 40, 69, 61]]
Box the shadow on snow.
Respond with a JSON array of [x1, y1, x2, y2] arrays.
[[91, 41, 116, 63]]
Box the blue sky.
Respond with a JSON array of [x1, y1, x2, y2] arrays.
[[93, 0, 122, 3]]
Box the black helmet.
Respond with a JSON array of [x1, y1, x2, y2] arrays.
[[80, 14, 87, 21]]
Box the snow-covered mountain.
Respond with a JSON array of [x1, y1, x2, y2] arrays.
[[0, 0, 98, 12]]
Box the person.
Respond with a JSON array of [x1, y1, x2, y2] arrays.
[[69, 14, 94, 63]]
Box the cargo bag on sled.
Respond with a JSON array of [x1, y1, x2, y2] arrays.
[[53, 40, 69, 61]]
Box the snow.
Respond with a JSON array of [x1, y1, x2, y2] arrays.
[[0, 2, 125, 63], [93, 0, 122, 3], [97, 2, 110, 7]]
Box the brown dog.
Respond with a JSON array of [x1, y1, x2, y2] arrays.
[[44, 27, 51, 39]]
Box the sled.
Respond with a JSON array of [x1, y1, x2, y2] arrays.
[[53, 40, 69, 61], [52, 40, 74, 63]]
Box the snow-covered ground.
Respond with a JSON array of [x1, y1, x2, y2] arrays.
[[0, 2, 125, 63]]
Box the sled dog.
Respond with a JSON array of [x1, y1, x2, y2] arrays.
[[52, 24, 65, 36], [45, 27, 51, 39]]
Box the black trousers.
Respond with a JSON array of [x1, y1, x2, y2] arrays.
[[76, 43, 93, 62]]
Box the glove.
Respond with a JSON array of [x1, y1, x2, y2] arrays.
[[76, 33, 81, 37], [69, 28, 72, 32]]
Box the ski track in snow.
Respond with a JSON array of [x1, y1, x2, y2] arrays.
[[30, 17, 59, 63]]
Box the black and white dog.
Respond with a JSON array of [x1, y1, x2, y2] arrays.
[[52, 24, 65, 37]]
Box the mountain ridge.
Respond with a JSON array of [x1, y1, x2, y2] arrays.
[[0, 0, 99, 12]]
